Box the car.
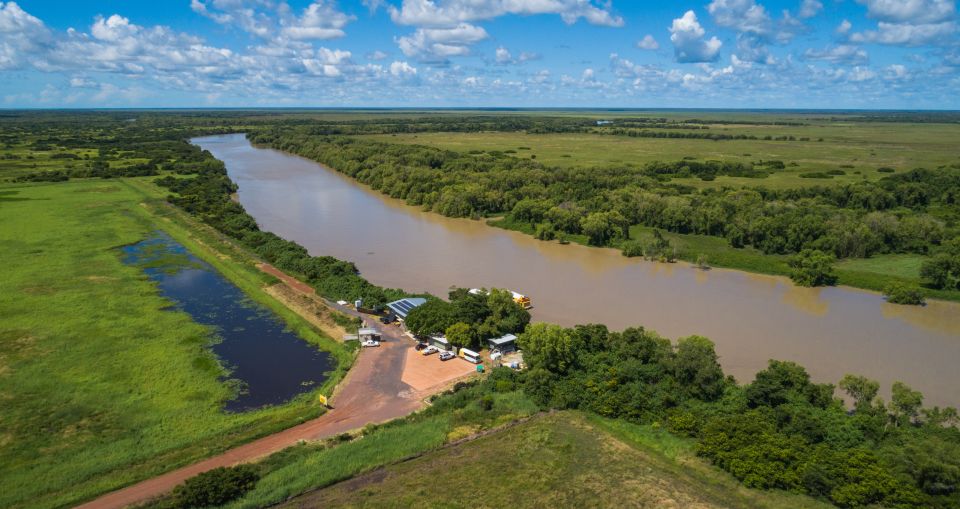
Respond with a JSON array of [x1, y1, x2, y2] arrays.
[[361, 339, 380, 347], [439, 351, 455, 361], [421, 346, 438, 356], [414, 342, 428, 351], [379, 315, 393, 324]]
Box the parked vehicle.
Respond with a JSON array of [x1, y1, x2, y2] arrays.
[[459, 348, 481, 364], [421, 346, 438, 356], [414, 342, 428, 351], [439, 351, 455, 361], [379, 314, 394, 324], [490, 349, 502, 360], [361, 340, 380, 348]]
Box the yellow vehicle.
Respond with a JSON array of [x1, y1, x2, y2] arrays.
[[469, 288, 532, 309], [510, 291, 532, 309]]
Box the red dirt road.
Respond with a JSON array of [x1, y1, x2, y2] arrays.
[[77, 267, 469, 509], [258, 263, 314, 295]]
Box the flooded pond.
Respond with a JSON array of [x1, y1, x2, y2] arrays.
[[123, 232, 333, 412], [194, 133, 960, 407]]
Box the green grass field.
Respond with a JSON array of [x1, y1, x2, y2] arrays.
[[0, 178, 351, 509], [366, 121, 960, 190], [278, 411, 829, 509]]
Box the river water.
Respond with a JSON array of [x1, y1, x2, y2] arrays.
[[195, 133, 960, 407], [122, 231, 333, 412]]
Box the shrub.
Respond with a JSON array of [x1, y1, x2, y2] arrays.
[[170, 465, 259, 508], [883, 283, 925, 305], [480, 395, 494, 411], [621, 240, 645, 257], [789, 249, 838, 287]]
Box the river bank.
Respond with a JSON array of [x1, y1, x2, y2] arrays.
[[196, 133, 960, 408]]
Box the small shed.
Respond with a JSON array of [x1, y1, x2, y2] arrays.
[[429, 335, 453, 351], [486, 333, 518, 353], [385, 297, 427, 320], [358, 327, 381, 341]]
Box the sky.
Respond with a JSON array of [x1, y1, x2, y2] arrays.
[[1, 0, 958, 109]]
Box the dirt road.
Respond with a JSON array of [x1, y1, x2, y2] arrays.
[[77, 267, 466, 509]]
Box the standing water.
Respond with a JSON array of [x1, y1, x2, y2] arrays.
[[122, 232, 333, 412], [194, 133, 960, 407]]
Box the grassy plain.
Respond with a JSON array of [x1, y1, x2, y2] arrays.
[[278, 411, 829, 509], [0, 177, 351, 509], [366, 121, 960, 190]]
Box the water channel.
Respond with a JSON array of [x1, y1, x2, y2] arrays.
[[194, 133, 960, 407], [123, 232, 333, 411]]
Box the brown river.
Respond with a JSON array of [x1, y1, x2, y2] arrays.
[[195, 134, 960, 407]]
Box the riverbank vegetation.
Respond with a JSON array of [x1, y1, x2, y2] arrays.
[[0, 179, 351, 509], [248, 122, 960, 301], [0, 113, 362, 508], [4, 110, 960, 508]]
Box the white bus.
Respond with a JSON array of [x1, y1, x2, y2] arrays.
[[458, 348, 481, 364]]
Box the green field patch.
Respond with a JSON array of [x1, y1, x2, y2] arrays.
[[0, 179, 349, 509]]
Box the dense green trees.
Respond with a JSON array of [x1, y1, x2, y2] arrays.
[[884, 283, 926, 305], [249, 131, 959, 296], [514, 321, 960, 508], [789, 249, 839, 287], [404, 288, 530, 349], [921, 239, 960, 290]]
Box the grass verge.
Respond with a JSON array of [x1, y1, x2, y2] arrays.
[[0, 177, 351, 509]]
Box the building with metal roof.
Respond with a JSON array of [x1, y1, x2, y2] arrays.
[[487, 333, 518, 352], [385, 297, 427, 319]]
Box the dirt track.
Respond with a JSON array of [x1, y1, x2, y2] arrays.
[[76, 266, 471, 509]]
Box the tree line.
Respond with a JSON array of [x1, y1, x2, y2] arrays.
[[515, 322, 960, 508], [248, 131, 960, 291]]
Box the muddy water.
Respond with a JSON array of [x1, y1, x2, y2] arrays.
[[194, 134, 960, 407], [123, 232, 333, 412]]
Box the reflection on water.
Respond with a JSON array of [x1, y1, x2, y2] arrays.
[[195, 133, 960, 407], [782, 286, 830, 317], [122, 232, 333, 412]]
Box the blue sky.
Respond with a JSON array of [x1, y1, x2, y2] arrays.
[[1, 0, 958, 108]]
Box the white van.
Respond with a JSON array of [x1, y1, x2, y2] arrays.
[[459, 348, 481, 364]]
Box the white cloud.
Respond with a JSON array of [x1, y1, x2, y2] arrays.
[[190, 0, 272, 38], [493, 45, 538, 65], [637, 34, 659, 50], [396, 22, 487, 60], [670, 10, 722, 63], [0, 1, 52, 70], [855, 0, 955, 24], [708, 0, 771, 35], [281, 1, 355, 40], [850, 20, 957, 46], [387, 0, 623, 28], [389, 60, 417, 76], [836, 19, 852, 35], [69, 76, 97, 88], [849, 66, 876, 82], [495, 45, 511, 63], [798, 0, 822, 19], [369, 50, 389, 60], [803, 44, 869, 64], [850, 0, 958, 47], [885, 63, 908, 79]]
